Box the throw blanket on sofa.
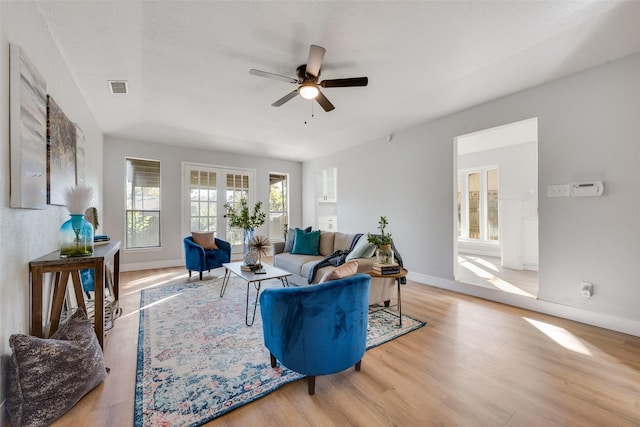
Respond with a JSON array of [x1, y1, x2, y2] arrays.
[[308, 233, 363, 283], [307, 233, 406, 284]]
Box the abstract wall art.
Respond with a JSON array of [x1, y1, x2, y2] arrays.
[[75, 124, 86, 184], [10, 44, 47, 209], [47, 95, 77, 206]]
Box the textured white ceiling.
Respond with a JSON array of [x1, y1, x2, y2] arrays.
[[35, 0, 640, 161]]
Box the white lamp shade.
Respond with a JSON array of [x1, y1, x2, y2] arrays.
[[299, 84, 319, 100]]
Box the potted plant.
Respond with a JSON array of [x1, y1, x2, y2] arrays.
[[367, 215, 395, 264], [224, 198, 266, 254]]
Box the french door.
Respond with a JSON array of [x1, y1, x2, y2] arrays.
[[183, 163, 255, 255]]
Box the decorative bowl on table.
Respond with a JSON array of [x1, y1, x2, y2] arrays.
[[243, 250, 259, 266]]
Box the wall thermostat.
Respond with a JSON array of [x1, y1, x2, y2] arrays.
[[571, 181, 603, 197]]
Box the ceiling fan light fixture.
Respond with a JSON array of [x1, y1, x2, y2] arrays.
[[299, 83, 319, 100], [250, 44, 368, 111]]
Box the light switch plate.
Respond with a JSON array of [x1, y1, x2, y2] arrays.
[[548, 184, 570, 197]]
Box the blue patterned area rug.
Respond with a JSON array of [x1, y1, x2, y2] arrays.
[[134, 277, 424, 426]]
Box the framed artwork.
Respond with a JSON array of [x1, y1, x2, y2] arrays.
[[75, 124, 86, 184], [9, 44, 47, 209], [47, 95, 77, 205]]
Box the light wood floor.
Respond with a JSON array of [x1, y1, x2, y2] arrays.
[[51, 265, 640, 427], [457, 254, 539, 298]]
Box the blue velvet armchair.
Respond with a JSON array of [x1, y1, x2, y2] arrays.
[[183, 236, 231, 280], [259, 273, 371, 394]]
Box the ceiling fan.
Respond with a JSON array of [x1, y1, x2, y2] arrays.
[[249, 44, 368, 112]]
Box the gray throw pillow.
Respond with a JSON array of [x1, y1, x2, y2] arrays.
[[7, 308, 107, 427], [284, 226, 312, 252]]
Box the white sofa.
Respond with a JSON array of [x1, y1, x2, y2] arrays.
[[272, 230, 396, 306]]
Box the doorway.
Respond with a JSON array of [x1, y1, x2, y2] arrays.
[[182, 163, 256, 256], [454, 118, 539, 297]]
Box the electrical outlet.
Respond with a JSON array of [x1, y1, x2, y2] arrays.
[[581, 281, 593, 298]]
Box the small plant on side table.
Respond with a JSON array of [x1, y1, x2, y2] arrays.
[[367, 216, 395, 264]]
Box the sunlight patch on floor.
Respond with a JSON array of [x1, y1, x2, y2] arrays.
[[523, 317, 592, 356], [120, 293, 183, 319], [489, 277, 534, 297], [121, 273, 190, 296], [458, 257, 493, 279], [473, 256, 499, 273], [123, 271, 189, 288], [458, 256, 535, 298]]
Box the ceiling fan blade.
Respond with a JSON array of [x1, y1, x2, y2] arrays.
[[306, 45, 326, 78], [250, 69, 298, 84], [315, 89, 335, 112], [320, 77, 368, 88], [271, 90, 299, 107]]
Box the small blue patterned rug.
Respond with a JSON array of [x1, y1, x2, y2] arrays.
[[134, 277, 424, 426]]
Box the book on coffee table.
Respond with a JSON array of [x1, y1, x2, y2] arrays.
[[240, 263, 262, 272]]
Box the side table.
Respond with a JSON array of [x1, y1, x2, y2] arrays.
[[29, 240, 121, 349], [366, 267, 408, 327]]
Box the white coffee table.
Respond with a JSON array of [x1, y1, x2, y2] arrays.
[[220, 262, 292, 326]]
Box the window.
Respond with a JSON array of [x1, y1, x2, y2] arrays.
[[189, 168, 217, 232], [457, 179, 462, 237], [487, 169, 499, 241], [458, 167, 499, 242], [225, 173, 251, 246], [182, 163, 255, 255], [269, 173, 288, 241], [468, 172, 480, 239], [125, 158, 160, 249]]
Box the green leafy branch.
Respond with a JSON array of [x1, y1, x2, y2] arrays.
[[367, 215, 393, 247], [223, 198, 266, 230]]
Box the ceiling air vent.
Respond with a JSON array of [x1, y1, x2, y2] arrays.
[[108, 80, 128, 94]]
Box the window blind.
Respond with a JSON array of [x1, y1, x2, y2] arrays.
[[127, 159, 160, 188]]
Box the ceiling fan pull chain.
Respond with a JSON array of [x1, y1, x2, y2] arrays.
[[305, 101, 315, 124]]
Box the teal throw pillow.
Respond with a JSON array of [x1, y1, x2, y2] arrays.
[[284, 226, 312, 252], [345, 235, 377, 261], [291, 229, 320, 256]]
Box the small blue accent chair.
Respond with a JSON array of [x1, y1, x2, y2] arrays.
[[259, 273, 371, 394], [183, 236, 231, 280]]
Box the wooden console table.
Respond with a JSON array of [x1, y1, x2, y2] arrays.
[[29, 240, 121, 349]]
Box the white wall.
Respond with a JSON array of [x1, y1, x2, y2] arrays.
[[0, 2, 104, 423], [103, 137, 302, 271], [303, 52, 640, 336]]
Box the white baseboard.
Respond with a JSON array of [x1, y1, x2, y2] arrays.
[[458, 244, 501, 258], [407, 272, 640, 338], [121, 259, 183, 272]]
